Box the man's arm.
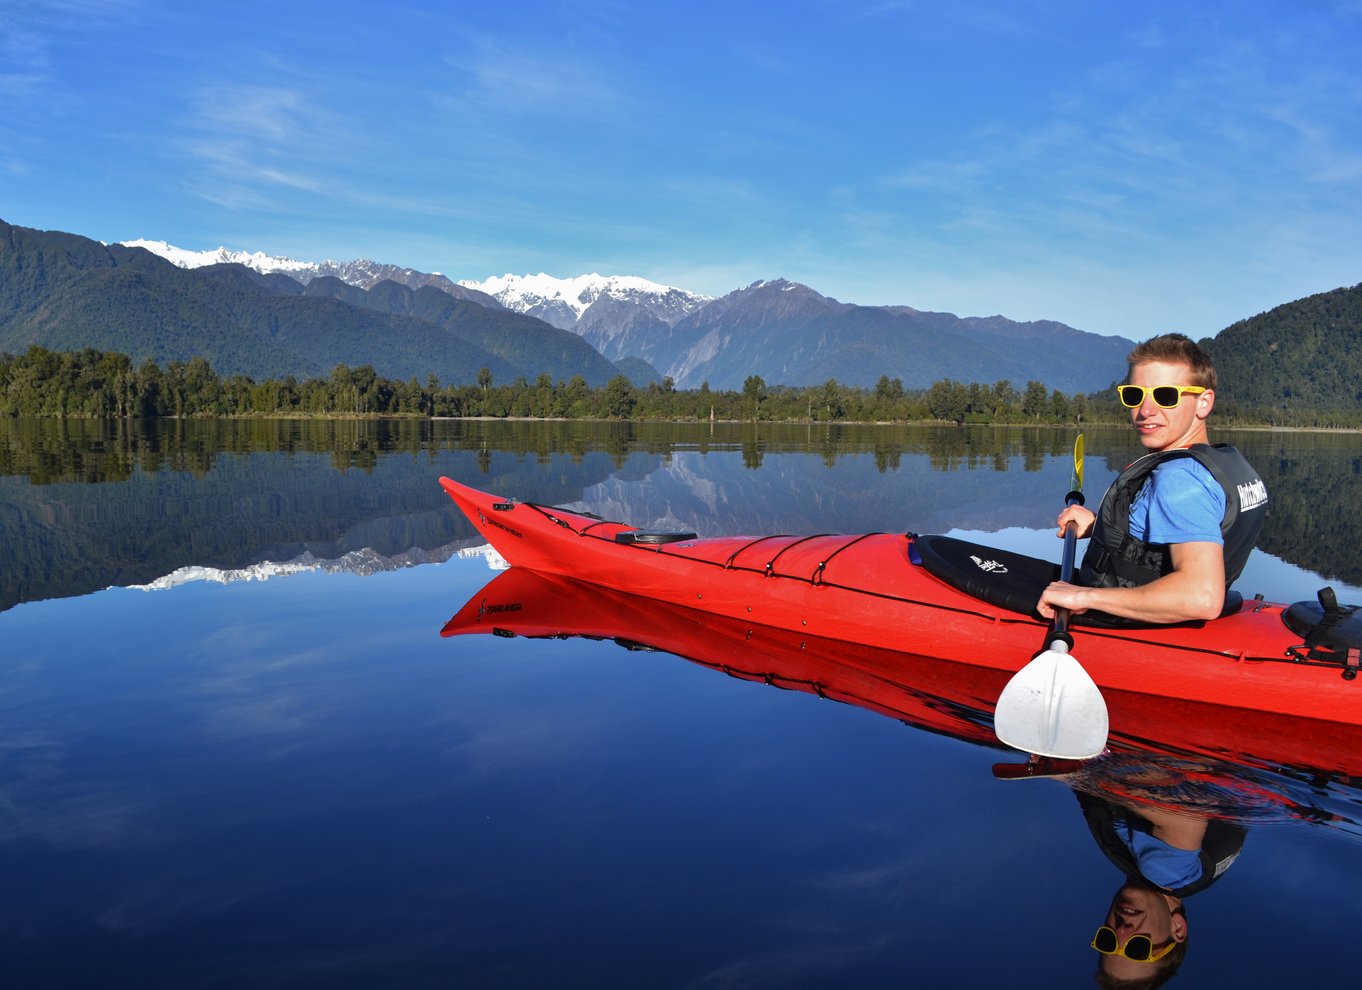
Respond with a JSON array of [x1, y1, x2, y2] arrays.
[[1037, 541, 1226, 624]]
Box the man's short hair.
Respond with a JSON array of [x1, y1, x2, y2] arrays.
[[1127, 333, 1217, 390]]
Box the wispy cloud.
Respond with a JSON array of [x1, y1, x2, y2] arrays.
[[180, 82, 345, 212], [195, 85, 310, 144], [442, 37, 636, 122]]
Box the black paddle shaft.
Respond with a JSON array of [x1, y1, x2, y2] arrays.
[[1050, 490, 1086, 646]]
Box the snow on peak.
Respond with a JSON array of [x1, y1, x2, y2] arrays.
[[117, 240, 710, 326], [460, 272, 711, 323], [121, 238, 318, 274]]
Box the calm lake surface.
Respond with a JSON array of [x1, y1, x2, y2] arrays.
[[3, 418, 1361, 988]]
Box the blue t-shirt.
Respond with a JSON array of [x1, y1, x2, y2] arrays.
[[1115, 818, 1205, 889], [1129, 457, 1225, 546]]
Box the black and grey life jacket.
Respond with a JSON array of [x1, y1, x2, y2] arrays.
[[1079, 444, 1267, 592]]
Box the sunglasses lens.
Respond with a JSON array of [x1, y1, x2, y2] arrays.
[[1093, 928, 1118, 953], [1151, 386, 1181, 407], [1117, 386, 1143, 407], [1124, 935, 1154, 961]]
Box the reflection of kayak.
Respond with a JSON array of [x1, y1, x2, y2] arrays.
[[442, 566, 1362, 784], [443, 565, 1003, 750], [439, 477, 1362, 766]]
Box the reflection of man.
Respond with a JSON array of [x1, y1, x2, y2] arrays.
[[1092, 880, 1187, 988], [1038, 333, 1267, 624], [1075, 767, 1247, 988], [997, 755, 1250, 987]]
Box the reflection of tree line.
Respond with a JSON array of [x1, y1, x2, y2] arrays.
[[0, 419, 1091, 486], [0, 438, 639, 612], [3, 420, 1358, 604], [1241, 435, 1362, 586]]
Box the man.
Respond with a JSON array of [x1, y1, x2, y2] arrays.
[[1038, 334, 1267, 625]]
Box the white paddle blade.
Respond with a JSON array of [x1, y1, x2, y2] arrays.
[[994, 648, 1110, 759]]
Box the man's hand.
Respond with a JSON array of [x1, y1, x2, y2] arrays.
[[1057, 504, 1096, 539], [1037, 580, 1091, 620]]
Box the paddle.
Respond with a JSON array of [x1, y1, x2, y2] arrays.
[[993, 434, 1110, 760]]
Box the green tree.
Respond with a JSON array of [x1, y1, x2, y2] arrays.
[[602, 375, 636, 418], [743, 374, 767, 420], [1022, 380, 1050, 420], [927, 379, 969, 424]]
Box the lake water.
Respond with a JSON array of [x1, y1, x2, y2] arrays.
[[3, 418, 1361, 988]]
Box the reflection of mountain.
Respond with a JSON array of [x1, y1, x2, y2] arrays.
[[0, 427, 633, 610], [131, 544, 506, 592], [3, 419, 1359, 610], [577, 446, 1080, 536], [1242, 434, 1362, 586]]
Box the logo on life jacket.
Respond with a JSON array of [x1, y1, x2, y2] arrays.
[[1236, 479, 1268, 511], [970, 555, 1008, 574]]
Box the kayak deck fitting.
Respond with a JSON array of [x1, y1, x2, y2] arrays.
[[439, 476, 1362, 769]]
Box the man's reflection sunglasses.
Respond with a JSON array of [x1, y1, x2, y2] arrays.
[[1090, 927, 1177, 963], [1115, 384, 1207, 409]]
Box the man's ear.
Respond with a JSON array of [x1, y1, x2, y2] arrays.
[[1171, 909, 1188, 943], [1195, 388, 1215, 420]]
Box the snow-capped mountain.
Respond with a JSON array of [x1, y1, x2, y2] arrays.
[[119, 239, 502, 308], [120, 239, 318, 276], [457, 273, 713, 364], [460, 273, 711, 331], [107, 234, 1129, 393]]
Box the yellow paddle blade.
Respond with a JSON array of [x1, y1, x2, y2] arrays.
[[1072, 433, 1084, 494]]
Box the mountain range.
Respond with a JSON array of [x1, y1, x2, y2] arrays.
[[6, 219, 1359, 404], [98, 231, 1135, 392]]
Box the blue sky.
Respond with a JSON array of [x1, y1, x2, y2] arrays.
[[3, 0, 1360, 339]]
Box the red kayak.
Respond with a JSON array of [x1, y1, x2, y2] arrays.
[[438, 476, 1362, 768]]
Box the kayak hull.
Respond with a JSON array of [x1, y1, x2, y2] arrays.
[[438, 476, 1362, 747]]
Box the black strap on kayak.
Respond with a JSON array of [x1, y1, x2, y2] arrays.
[[812, 533, 882, 586], [723, 535, 789, 569], [763, 534, 835, 576]]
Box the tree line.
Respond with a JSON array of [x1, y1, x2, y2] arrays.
[[2, 344, 1354, 427], [0, 346, 1106, 423]]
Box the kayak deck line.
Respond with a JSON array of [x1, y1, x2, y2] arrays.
[[438, 476, 1362, 730]]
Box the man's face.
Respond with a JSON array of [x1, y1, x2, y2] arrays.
[[1097, 882, 1186, 981], [1126, 359, 1213, 451]]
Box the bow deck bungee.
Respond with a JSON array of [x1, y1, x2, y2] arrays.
[[439, 477, 1362, 744]]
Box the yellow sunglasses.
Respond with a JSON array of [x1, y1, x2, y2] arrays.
[[1116, 384, 1207, 409], [1091, 926, 1177, 963]]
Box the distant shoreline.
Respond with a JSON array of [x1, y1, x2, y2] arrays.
[[3, 412, 1356, 432]]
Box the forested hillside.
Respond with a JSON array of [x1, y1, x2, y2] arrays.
[[1204, 282, 1362, 423]]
